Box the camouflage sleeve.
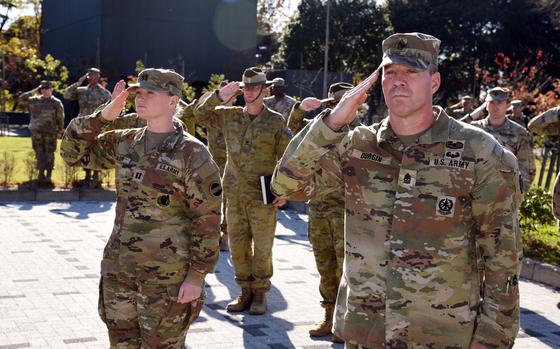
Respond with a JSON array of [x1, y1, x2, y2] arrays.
[[180, 102, 197, 135], [56, 100, 65, 133], [102, 88, 111, 102], [553, 172, 560, 220], [63, 82, 79, 101], [472, 144, 522, 348], [517, 130, 536, 192], [272, 112, 347, 201], [287, 102, 310, 134], [18, 91, 34, 107], [275, 122, 293, 161], [183, 145, 222, 285], [60, 112, 118, 169], [193, 91, 223, 130]]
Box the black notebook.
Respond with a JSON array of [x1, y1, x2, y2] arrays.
[[260, 175, 275, 205]]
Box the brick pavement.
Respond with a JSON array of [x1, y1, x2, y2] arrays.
[[0, 202, 558, 349]]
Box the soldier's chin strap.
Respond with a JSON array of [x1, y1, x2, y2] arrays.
[[246, 85, 265, 105]]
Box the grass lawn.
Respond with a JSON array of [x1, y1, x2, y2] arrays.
[[0, 136, 114, 187]]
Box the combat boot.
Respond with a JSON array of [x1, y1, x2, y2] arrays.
[[226, 288, 252, 312], [309, 304, 334, 337], [249, 289, 267, 315]]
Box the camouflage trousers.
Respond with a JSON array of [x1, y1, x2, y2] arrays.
[[98, 275, 204, 349], [308, 200, 345, 306], [226, 196, 277, 291], [31, 131, 57, 170], [215, 155, 227, 235]]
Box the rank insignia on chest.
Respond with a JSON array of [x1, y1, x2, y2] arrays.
[[132, 169, 145, 182], [398, 169, 417, 189], [436, 196, 456, 216]]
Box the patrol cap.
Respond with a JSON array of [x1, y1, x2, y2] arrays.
[[321, 82, 354, 103], [461, 95, 473, 101], [239, 67, 273, 87], [271, 77, 285, 87], [39, 80, 53, 89], [88, 67, 101, 75], [485, 87, 510, 102], [511, 99, 523, 107], [379, 32, 441, 71], [128, 68, 184, 97]]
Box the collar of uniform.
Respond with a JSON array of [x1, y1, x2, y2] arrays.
[[245, 105, 270, 119], [481, 116, 510, 131], [131, 119, 185, 151], [376, 106, 450, 146]]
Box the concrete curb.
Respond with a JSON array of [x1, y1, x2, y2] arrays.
[[0, 189, 116, 202], [521, 258, 560, 288]]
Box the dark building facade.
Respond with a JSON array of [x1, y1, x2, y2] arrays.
[[40, 0, 257, 85]]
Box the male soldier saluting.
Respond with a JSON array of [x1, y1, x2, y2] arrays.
[[195, 67, 292, 315], [61, 69, 221, 349], [64, 67, 112, 187], [264, 77, 296, 122], [272, 33, 522, 348], [287, 82, 356, 343], [472, 87, 536, 193], [19, 80, 65, 185]]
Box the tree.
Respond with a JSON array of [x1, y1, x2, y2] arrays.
[[1, 1, 68, 111], [276, 0, 390, 76]]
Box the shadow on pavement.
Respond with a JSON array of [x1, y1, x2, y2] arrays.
[[49, 201, 113, 219]]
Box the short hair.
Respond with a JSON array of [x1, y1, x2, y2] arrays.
[[428, 63, 438, 75]]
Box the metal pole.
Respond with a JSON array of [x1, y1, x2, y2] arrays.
[[322, 0, 330, 98]]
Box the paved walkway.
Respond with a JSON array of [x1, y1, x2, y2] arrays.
[[0, 202, 558, 349]]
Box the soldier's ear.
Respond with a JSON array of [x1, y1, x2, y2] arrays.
[[431, 72, 441, 94], [169, 95, 180, 109]]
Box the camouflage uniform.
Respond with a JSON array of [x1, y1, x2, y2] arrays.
[[61, 69, 222, 349], [472, 116, 536, 192], [19, 83, 65, 174], [273, 108, 522, 348], [554, 172, 560, 221], [194, 90, 291, 293], [182, 99, 228, 241], [264, 94, 296, 121], [273, 32, 521, 348], [64, 69, 112, 184], [288, 103, 346, 311]]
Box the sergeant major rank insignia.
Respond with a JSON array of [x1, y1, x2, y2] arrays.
[[398, 169, 416, 189]]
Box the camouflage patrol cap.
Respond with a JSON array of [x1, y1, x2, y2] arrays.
[[39, 80, 53, 89], [321, 82, 354, 103], [379, 32, 441, 71], [239, 67, 273, 87], [271, 77, 285, 87], [88, 67, 101, 75], [511, 99, 523, 107], [128, 68, 184, 97], [485, 87, 510, 102]]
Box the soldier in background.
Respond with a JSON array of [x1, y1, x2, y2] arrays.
[[508, 99, 530, 128], [61, 69, 221, 349], [446, 95, 474, 119], [64, 67, 111, 188], [286, 82, 356, 343], [19, 80, 65, 185], [195, 67, 291, 315], [472, 87, 536, 193], [272, 32, 521, 348], [181, 88, 230, 251], [264, 77, 296, 122]]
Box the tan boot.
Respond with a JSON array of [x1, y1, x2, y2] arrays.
[[249, 289, 267, 315], [219, 234, 229, 252], [309, 304, 334, 337], [226, 288, 252, 312]]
